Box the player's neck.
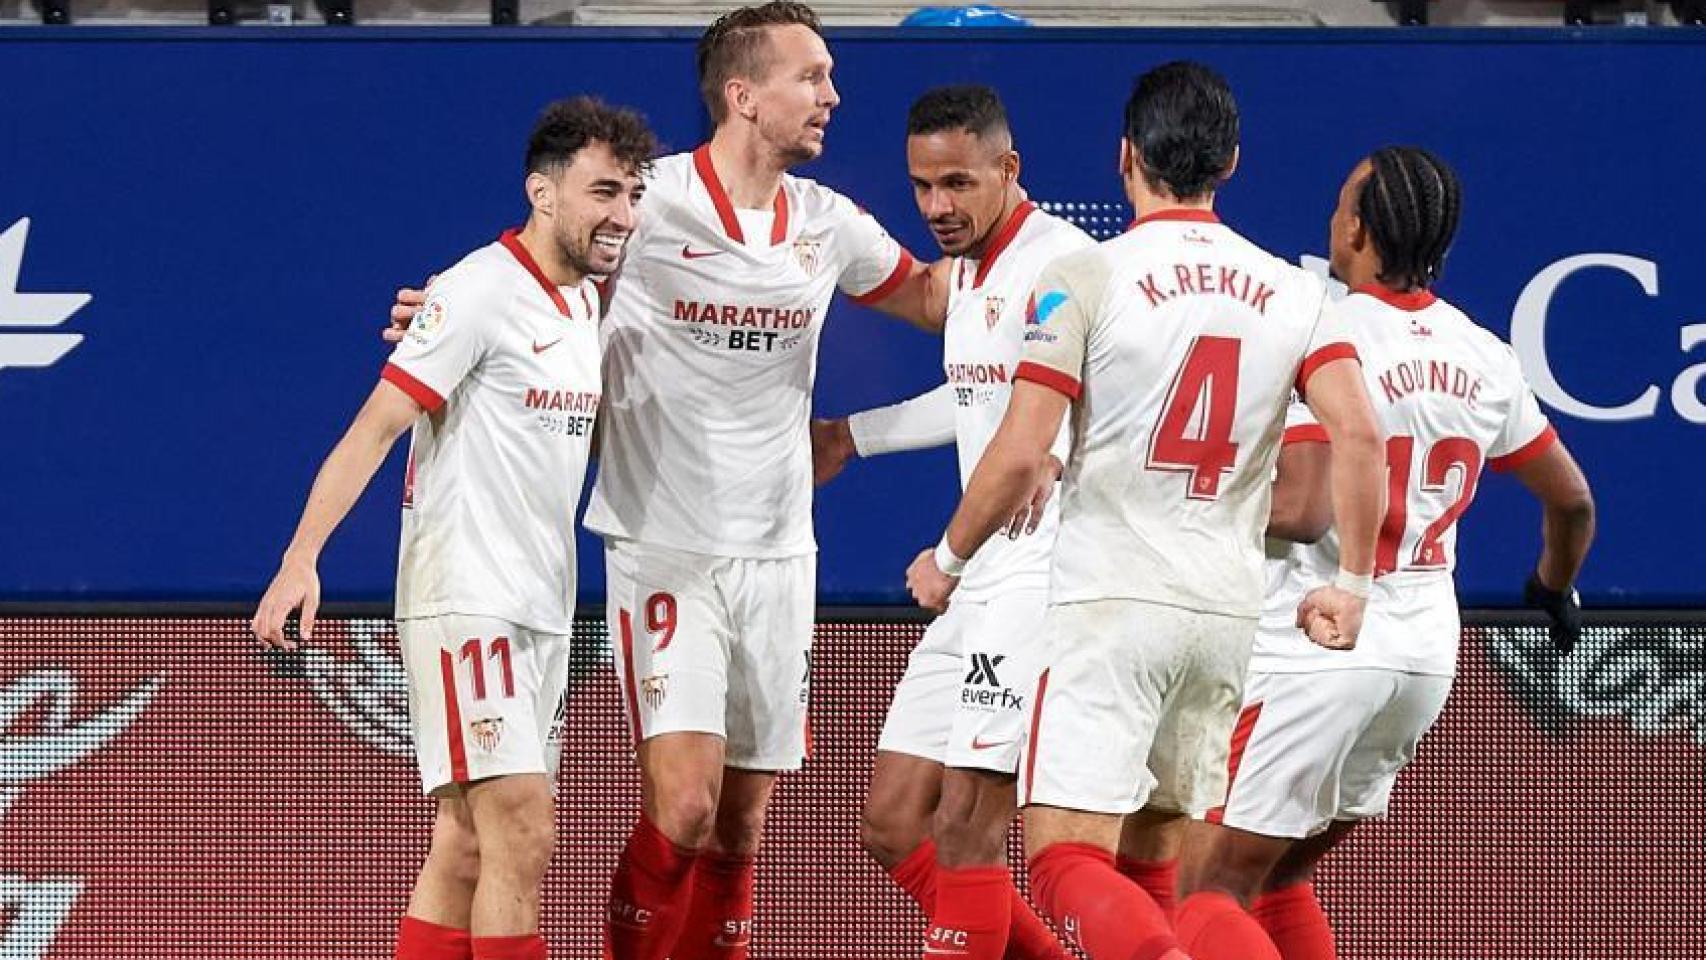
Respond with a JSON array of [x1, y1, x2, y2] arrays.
[[964, 187, 1027, 261], [706, 130, 787, 209], [517, 221, 586, 289], [1125, 171, 1215, 222]]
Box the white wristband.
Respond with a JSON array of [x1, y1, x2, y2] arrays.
[[934, 538, 968, 578], [1334, 569, 1374, 599]]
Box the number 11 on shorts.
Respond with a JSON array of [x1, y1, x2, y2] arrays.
[[459, 636, 515, 700]]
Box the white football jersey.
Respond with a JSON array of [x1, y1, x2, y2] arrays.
[[1253, 286, 1556, 675], [384, 231, 602, 634], [941, 202, 1093, 600], [585, 147, 913, 558], [1017, 210, 1356, 616]]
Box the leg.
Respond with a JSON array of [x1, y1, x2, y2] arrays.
[[673, 767, 777, 960], [1024, 806, 1184, 960], [463, 773, 555, 958], [1144, 610, 1283, 960], [607, 732, 725, 960], [396, 796, 480, 960], [928, 767, 1070, 960], [1250, 822, 1357, 960], [862, 750, 945, 912], [1115, 806, 1187, 918]]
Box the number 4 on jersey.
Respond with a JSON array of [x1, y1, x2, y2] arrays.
[[1147, 336, 1241, 499]]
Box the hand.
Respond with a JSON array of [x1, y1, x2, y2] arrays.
[[1524, 571, 1582, 654], [811, 417, 856, 487], [1004, 455, 1062, 539], [252, 557, 321, 651], [1295, 585, 1365, 651], [906, 547, 958, 614], [382, 276, 435, 344]]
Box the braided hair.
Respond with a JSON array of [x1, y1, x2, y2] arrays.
[[1357, 146, 1462, 291]]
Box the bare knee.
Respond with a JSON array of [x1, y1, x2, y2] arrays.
[[931, 772, 1014, 868], [710, 783, 772, 857], [861, 795, 933, 869], [427, 800, 482, 890], [861, 752, 942, 869], [1180, 822, 1289, 906], [467, 778, 556, 883]]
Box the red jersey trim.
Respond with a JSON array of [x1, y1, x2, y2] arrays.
[[1015, 360, 1082, 401], [382, 363, 445, 412], [1295, 342, 1361, 393], [692, 144, 789, 247], [1130, 207, 1221, 229], [971, 200, 1037, 290], [1205, 701, 1262, 825], [1283, 424, 1330, 445], [1353, 283, 1438, 312], [848, 248, 917, 306], [1023, 667, 1050, 806], [498, 228, 573, 317], [438, 650, 469, 783], [1489, 424, 1558, 472], [617, 610, 644, 748]]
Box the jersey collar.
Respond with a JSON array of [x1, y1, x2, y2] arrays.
[[692, 144, 790, 247], [1353, 283, 1437, 312], [1128, 208, 1221, 230], [969, 200, 1037, 290], [499, 228, 589, 319]]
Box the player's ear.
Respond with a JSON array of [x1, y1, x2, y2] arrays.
[[730, 77, 758, 122], [1222, 144, 1240, 183], [1002, 148, 1021, 184], [1118, 138, 1135, 178], [526, 170, 554, 218]]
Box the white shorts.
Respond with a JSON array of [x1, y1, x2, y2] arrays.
[[399, 614, 571, 797], [877, 587, 1050, 774], [1019, 599, 1255, 817], [605, 538, 814, 771], [1213, 668, 1452, 838]]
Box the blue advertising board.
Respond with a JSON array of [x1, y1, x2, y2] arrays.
[[1, 28, 1701, 606]]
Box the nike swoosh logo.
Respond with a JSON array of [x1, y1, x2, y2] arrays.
[[532, 337, 564, 354], [970, 737, 1013, 750], [681, 245, 723, 260]]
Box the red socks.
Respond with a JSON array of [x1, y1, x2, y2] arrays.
[[887, 838, 940, 911], [1115, 855, 1178, 920], [673, 852, 757, 960], [1252, 883, 1338, 960], [1001, 884, 1072, 960], [1176, 890, 1283, 960], [924, 865, 1012, 959], [606, 816, 700, 960], [1026, 843, 1184, 960], [471, 934, 546, 960], [396, 916, 472, 960]]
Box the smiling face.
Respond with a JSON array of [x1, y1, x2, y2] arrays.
[[906, 126, 1019, 259], [744, 23, 839, 165], [532, 140, 647, 278]]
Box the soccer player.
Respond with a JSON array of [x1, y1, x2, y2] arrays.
[[905, 62, 1387, 960], [1204, 147, 1596, 959], [253, 97, 655, 960], [813, 85, 1086, 960], [592, 7, 952, 957]]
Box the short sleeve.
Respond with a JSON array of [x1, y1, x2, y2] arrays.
[[1013, 253, 1103, 402], [1488, 347, 1557, 471], [1296, 295, 1361, 394], [382, 269, 497, 412], [1281, 393, 1327, 445], [828, 195, 915, 306]]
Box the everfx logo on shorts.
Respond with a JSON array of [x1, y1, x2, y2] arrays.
[[962, 653, 1024, 711], [0, 219, 90, 378]]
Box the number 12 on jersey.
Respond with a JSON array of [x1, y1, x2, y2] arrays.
[[1147, 335, 1242, 500]]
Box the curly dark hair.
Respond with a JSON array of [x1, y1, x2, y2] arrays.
[[1357, 146, 1462, 291], [524, 96, 658, 178], [696, 1, 823, 125], [906, 84, 1010, 141], [1123, 61, 1239, 202]]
